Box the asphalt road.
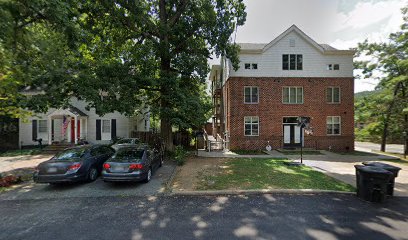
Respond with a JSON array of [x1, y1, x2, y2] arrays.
[[355, 141, 405, 154], [1, 194, 407, 240]]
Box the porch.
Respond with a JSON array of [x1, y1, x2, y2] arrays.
[[47, 106, 88, 145]]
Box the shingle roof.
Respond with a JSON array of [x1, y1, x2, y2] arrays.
[[238, 42, 339, 51], [68, 105, 88, 117]]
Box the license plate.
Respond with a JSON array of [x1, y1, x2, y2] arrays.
[[114, 166, 127, 172], [48, 167, 57, 173]]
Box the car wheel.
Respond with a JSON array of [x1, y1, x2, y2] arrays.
[[87, 167, 98, 182], [143, 168, 152, 183]]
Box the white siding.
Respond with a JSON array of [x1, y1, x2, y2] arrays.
[[230, 31, 353, 78], [19, 97, 149, 146]]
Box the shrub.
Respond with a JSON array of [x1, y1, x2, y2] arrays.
[[174, 145, 188, 166]]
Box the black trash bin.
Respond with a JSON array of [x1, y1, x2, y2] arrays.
[[362, 162, 401, 196], [354, 165, 393, 203]]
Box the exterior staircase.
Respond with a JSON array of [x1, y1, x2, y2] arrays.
[[42, 143, 74, 154]]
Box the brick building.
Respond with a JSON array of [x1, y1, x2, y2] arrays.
[[210, 25, 355, 152]]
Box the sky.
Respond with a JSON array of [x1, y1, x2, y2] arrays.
[[210, 0, 407, 93]]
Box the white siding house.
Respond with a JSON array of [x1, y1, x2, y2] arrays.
[[19, 97, 149, 147]]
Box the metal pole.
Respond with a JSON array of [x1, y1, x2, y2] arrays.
[[301, 126, 303, 164]]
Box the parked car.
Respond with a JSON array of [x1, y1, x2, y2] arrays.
[[33, 145, 114, 184], [102, 145, 163, 183], [111, 138, 141, 151]]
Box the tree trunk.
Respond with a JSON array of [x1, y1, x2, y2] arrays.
[[158, 0, 174, 151]]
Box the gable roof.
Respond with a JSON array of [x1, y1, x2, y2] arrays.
[[238, 25, 355, 55]]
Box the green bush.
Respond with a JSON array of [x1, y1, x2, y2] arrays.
[[174, 145, 188, 166]]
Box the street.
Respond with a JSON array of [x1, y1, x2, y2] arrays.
[[355, 142, 405, 155], [1, 194, 407, 240]]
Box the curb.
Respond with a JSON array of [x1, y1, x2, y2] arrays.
[[163, 162, 179, 193], [170, 189, 355, 196]]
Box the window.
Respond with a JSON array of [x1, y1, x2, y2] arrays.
[[327, 87, 340, 103], [244, 116, 259, 136], [244, 63, 258, 70], [283, 87, 303, 104], [327, 116, 341, 135], [244, 86, 259, 104], [282, 54, 302, 70], [102, 120, 111, 133], [38, 120, 47, 133], [327, 64, 340, 70]]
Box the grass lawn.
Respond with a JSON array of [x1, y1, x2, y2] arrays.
[[196, 158, 355, 192], [0, 148, 42, 157], [231, 149, 267, 155]]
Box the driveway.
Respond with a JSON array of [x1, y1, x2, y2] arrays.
[[356, 141, 405, 154], [287, 151, 408, 197], [0, 163, 176, 201]]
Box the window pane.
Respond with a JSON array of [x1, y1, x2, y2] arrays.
[[334, 64, 340, 70], [327, 125, 333, 135], [252, 64, 258, 69], [290, 55, 296, 70], [282, 55, 289, 70], [297, 55, 303, 70], [244, 117, 251, 124], [245, 124, 251, 135], [102, 120, 110, 133], [327, 88, 333, 102], [252, 124, 259, 135], [252, 87, 258, 103], [296, 87, 303, 103], [333, 124, 340, 134], [283, 88, 289, 103], [327, 117, 332, 124], [289, 88, 296, 103], [245, 63, 250, 69], [244, 87, 250, 103], [333, 88, 340, 102], [252, 117, 259, 124], [39, 120, 47, 133], [327, 64, 333, 70], [333, 117, 340, 124]]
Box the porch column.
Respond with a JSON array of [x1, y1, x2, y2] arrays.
[[48, 116, 52, 145], [74, 115, 78, 144]]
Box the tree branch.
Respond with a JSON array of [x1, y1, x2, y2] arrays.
[[169, 0, 188, 27]]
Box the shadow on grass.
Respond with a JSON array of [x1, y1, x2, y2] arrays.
[[197, 158, 355, 191]]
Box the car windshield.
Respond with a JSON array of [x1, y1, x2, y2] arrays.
[[54, 148, 86, 161], [116, 139, 133, 144], [111, 149, 144, 161]]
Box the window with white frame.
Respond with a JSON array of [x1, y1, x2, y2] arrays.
[[244, 63, 258, 70], [244, 116, 259, 136], [244, 86, 259, 104], [327, 87, 340, 103], [102, 120, 111, 133], [327, 116, 341, 135], [283, 87, 303, 104], [38, 120, 47, 133], [282, 54, 303, 70], [327, 64, 340, 70]]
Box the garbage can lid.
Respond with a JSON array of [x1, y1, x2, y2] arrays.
[[354, 165, 393, 174], [362, 162, 401, 171]]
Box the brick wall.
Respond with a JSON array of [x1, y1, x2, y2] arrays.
[[224, 77, 354, 152]]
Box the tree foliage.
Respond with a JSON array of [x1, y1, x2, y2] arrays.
[[0, 0, 246, 149], [354, 6, 408, 150]]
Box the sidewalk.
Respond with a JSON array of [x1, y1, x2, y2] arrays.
[[196, 149, 287, 158], [286, 151, 408, 197]]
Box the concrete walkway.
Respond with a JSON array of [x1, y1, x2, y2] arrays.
[[0, 154, 53, 175], [286, 151, 408, 197], [356, 141, 405, 155]]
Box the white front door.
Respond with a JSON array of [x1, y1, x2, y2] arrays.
[[284, 125, 291, 144]]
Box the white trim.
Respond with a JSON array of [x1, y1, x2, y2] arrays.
[[244, 116, 259, 136], [326, 116, 341, 136], [282, 86, 304, 104], [244, 86, 259, 104]]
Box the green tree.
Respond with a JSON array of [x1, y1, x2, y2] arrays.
[[0, 0, 246, 150], [355, 6, 408, 153]]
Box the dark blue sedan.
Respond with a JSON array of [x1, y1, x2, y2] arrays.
[[102, 145, 163, 183], [33, 145, 114, 184]]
